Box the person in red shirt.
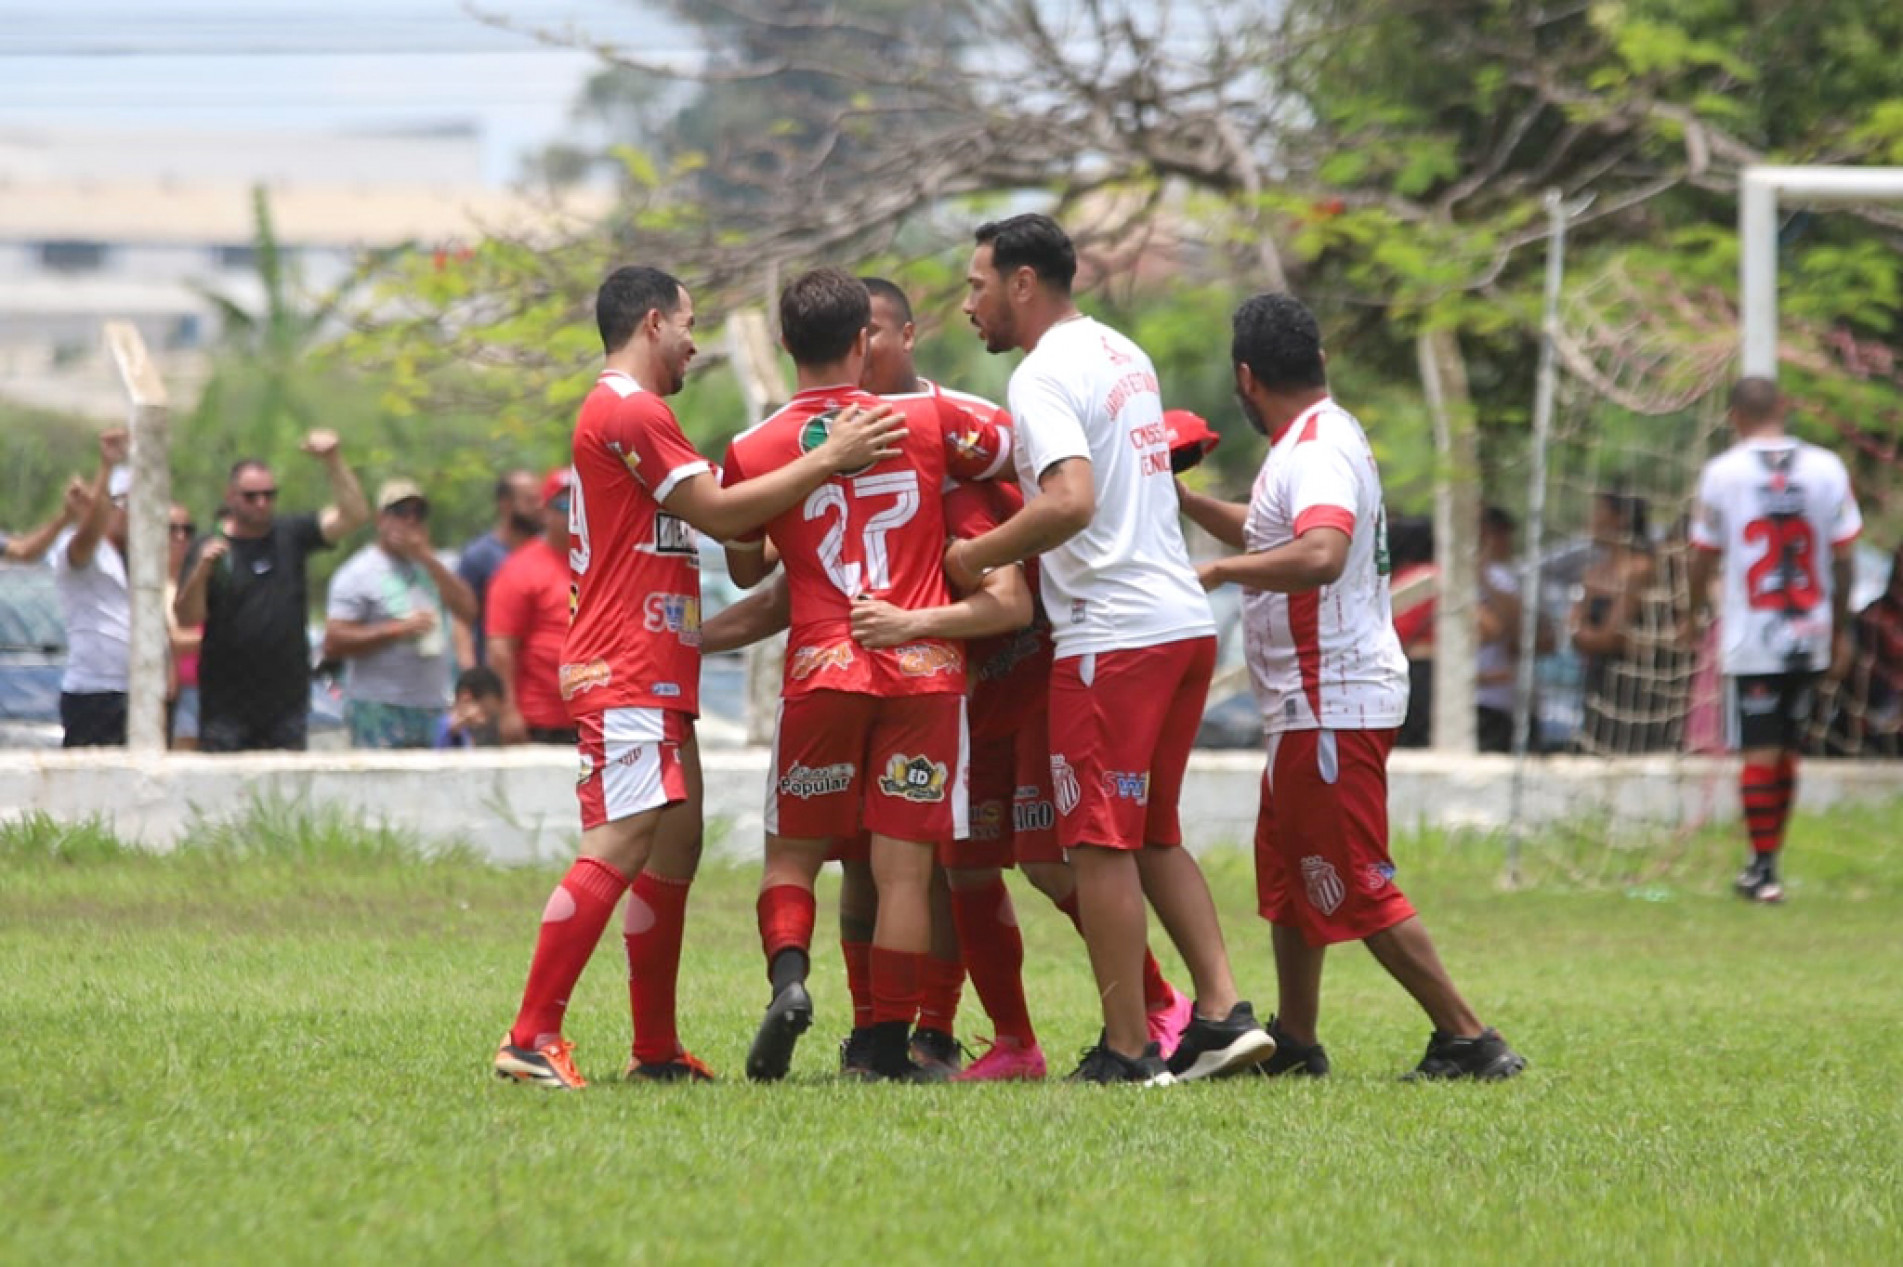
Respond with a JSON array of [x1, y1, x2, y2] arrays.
[[493, 265, 902, 1091], [722, 268, 1008, 1083], [484, 468, 578, 745]]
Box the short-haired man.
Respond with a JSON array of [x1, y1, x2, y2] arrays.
[[1685, 377, 1863, 904], [322, 480, 478, 750], [493, 264, 902, 1090], [175, 432, 372, 752], [485, 468, 581, 745], [1182, 291, 1526, 1079], [438, 666, 505, 748], [951, 213, 1272, 1084], [455, 468, 541, 669], [50, 429, 133, 747]]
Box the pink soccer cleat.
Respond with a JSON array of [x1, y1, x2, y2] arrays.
[[951, 1038, 1047, 1082], [1147, 984, 1194, 1060]]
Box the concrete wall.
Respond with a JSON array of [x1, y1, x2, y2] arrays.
[[4, 749, 1898, 863]]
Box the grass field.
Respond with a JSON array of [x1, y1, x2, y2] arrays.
[[4, 798, 1901, 1265]]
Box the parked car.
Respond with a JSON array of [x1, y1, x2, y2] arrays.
[[0, 563, 66, 748]]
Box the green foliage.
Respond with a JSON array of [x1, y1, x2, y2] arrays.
[[0, 811, 133, 864], [0, 400, 100, 526]]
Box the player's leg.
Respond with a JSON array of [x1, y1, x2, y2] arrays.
[[836, 845, 877, 1076], [912, 866, 967, 1075], [1730, 674, 1793, 902], [623, 724, 713, 1082], [496, 708, 680, 1089], [1250, 754, 1331, 1077], [865, 833, 936, 1079]]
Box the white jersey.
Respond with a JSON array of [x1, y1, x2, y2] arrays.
[[1691, 436, 1862, 676], [50, 526, 130, 694], [1008, 315, 1215, 658], [1241, 398, 1409, 734]]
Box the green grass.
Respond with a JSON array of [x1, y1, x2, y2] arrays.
[[3, 801, 1901, 1265]]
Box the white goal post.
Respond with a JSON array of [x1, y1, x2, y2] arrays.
[[1739, 164, 1903, 378]]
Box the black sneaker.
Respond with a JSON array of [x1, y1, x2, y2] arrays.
[[1167, 1001, 1276, 1080], [863, 1020, 933, 1083], [1403, 1027, 1527, 1081], [838, 1028, 876, 1080], [745, 981, 813, 1082], [1067, 1040, 1175, 1086], [908, 1027, 965, 1078], [1734, 865, 1786, 904], [1255, 1014, 1330, 1077]]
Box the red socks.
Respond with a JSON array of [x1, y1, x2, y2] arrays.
[[918, 955, 964, 1035], [1055, 889, 1174, 1013], [1741, 760, 1791, 857], [841, 939, 873, 1029], [869, 946, 921, 1027], [757, 884, 817, 965], [510, 856, 629, 1049], [624, 871, 691, 1065], [949, 877, 1035, 1046]]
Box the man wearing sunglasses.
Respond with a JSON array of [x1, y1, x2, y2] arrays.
[[175, 429, 371, 752]]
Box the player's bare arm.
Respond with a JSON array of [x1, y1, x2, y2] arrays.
[[1681, 544, 1721, 648], [723, 537, 781, 590], [700, 574, 792, 653], [1174, 478, 1248, 549], [667, 403, 905, 546], [1829, 543, 1857, 680], [307, 430, 372, 543], [3, 479, 85, 563], [944, 457, 1094, 591], [849, 562, 1032, 649], [1197, 526, 1351, 594]]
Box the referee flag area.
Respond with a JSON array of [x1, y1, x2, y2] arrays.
[[4, 799, 1899, 1263]]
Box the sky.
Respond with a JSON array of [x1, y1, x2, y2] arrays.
[[0, 1, 695, 184]]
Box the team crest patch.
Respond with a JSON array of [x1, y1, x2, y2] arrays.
[[798, 408, 874, 477], [1302, 856, 1346, 915], [878, 754, 949, 803], [1050, 755, 1081, 816]]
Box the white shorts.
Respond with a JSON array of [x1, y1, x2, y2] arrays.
[[575, 707, 691, 829]]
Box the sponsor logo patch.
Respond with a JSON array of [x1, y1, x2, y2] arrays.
[[778, 761, 855, 799], [893, 642, 961, 678], [1360, 862, 1396, 894], [971, 800, 1006, 842], [1101, 770, 1149, 805], [653, 512, 697, 557], [1302, 855, 1346, 916], [651, 683, 682, 698], [789, 643, 856, 680], [1050, 755, 1081, 816], [1012, 784, 1055, 834], [559, 659, 613, 700], [879, 754, 949, 803], [642, 591, 701, 645], [977, 630, 1040, 682]]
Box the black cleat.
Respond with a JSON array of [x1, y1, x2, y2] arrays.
[[1166, 1001, 1276, 1081], [908, 1027, 965, 1078], [1067, 1039, 1175, 1086], [745, 982, 813, 1082], [1254, 1014, 1330, 1077], [1734, 866, 1786, 904], [839, 1027, 876, 1080], [1403, 1027, 1527, 1081]]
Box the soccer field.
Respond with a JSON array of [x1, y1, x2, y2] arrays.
[[4, 803, 1900, 1265]]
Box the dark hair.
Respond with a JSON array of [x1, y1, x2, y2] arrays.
[[228, 459, 270, 483], [779, 268, 870, 366], [597, 265, 684, 354], [1596, 490, 1651, 547], [859, 276, 914, 324], [973, 214, 1077, 292], [1230, 292, 1327, 392], [1482, 505, 1517, 536], [455, 666, 504, 700], [1728, 376, 1781, 422], [1387, 514, 1435, 569]]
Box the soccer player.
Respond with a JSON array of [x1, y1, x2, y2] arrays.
[[493, 265, 902, 1090], [951, 213, 1272, 1085], [723, 268, 1007, 1083], [1684, 377, 1862, 904], [1182, 291, 1527, 1080]]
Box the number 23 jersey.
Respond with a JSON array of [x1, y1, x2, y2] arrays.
[[721, 384, 1007, 699], [1691, 437, 1861, 675]]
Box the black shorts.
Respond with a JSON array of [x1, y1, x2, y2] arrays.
[[199, 705, 309, 753], [1724, 672, 1819, 752], [61, 691, 127, 748]]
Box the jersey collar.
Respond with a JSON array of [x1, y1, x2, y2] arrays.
[[1272, 396, 1334, 446]]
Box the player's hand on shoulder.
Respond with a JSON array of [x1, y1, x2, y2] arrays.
[[817, 403, 905, 473], [943, 537, 984, 594], [850, 594, 914, 649]]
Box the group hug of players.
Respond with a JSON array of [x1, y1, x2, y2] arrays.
[[490, 213, 1545, 1089]]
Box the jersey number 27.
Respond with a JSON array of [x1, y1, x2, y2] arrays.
[[805, 471, 919, 596]]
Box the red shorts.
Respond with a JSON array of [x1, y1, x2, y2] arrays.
[[1047, 636, 1215, 852], [767, 690, 968, 844], [1255, 728, 1416, 946], [944, 707, 1061, 869], [828, 832, 870, 865], [574, 707, 693, 831]]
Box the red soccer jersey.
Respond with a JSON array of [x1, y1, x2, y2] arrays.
[[944, 480, 1053, 740], [721, 384, 1006, 699], [560, 369, 712, 717], [485, 536, 571, 730]]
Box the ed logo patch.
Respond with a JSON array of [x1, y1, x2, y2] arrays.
[[878, 754, 948, 803]]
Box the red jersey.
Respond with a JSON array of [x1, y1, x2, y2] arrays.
[[721, 384, 1006, 699], [561, 369, 712, 717], [486, 536, 571, 730], [918, 379, 1015, 483], [945, 480, 1053, 740]]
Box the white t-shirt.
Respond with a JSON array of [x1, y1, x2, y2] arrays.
[[1691, 436, 1862, 676], [50, 526, 130, 694], [1241, 397, 1409, 734], [1008, 315, 1214, 658]]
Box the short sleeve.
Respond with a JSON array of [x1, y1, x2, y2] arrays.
[[1830, 459, 1864, 547], [289, 512, 331, 556], [48, 527, 77, 577], [485, 557, 531, 640], [325, 559, 376, 623], [939, 397, 1013, 482], [456, 537, 492, 592], [610, 396, 712, 504], [1286, 437, 1361, 540], [1689, 464, 1723, 551], [1008, 366, 1091, 483]]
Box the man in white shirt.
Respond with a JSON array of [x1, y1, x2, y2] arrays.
[[50, 429, 133, 747], [1182, 292, 1526, 1080], [1685, 378, 1862, 904], [951, 213, 1272, 1085]]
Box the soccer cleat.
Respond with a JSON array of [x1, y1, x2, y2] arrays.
[[1403, 1028, 1528, 1081], [745, 981, 814, 1082], [839, 1028, 877, 1080], [1166, 1001, 1276, 1081], [952, 1038, 1047, 1083], [1255, 1015, 1330, 1077], [1067, 1039, 1175, 1086], [908, 1027, 966, 1078], [494, 1036, 587, 1090], [1146, 984, 1195, 1060], [1735, 865, 1786, 904], [623, 1048, 717, 1083]]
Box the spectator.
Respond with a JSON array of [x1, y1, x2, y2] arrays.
[[436, 666, 505, 749], [1571, 492, 1679, 754], [165, 503, 205, 750], [322, 480, 478, 749], [1827, 542, 1903, 758], [3, 478, 88, 564], [484, 468, 579, 745], [454, 468, 541, 669], [50, 430, 132, 747], [1387, 514, 1437, 748], [1474, 507, 1526, 752], [175, 430, 371, 752]]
